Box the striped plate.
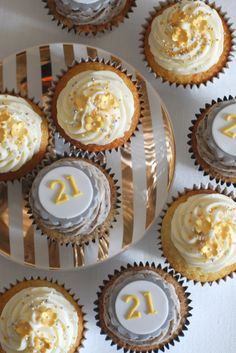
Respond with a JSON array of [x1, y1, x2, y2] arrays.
[[0, 43, 175, 270]]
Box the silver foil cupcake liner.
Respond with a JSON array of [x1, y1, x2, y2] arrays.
[[94, 262, 192, 353], [0, 90, 55, 185], [42, 0, 137, 36], [25, 150, 121, 247], [0, 277, 87, 352], [46, 56, 144, 153], [140, 0, 236, 88], [188, 95, 236, 186], [158, 183, 236, 286]]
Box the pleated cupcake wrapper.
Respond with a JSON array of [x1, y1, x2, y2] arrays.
[[0, 90, 55, 185], [42, 0, 137, 36], [188, 95, 236, 186], [25, 150, 121, 247], [94, 262, 192, 353], [140, 0, 236, 88], [47, 56, 144, 153], [0, 277, 87, 352], [157, 183, 236, 286]]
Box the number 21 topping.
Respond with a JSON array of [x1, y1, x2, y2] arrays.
[[28, 156, 118, 245], [95, 263, 191, 353]]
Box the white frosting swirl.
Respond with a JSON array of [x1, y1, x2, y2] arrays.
[[56, 70, 135, 145], [0, 95, 42, 173], [171, 193, 236, 272], [0, 286, 79, 353], [148, 0, 224, 75]]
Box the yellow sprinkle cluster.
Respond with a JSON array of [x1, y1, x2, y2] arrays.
[[0, 109, 28, 145]]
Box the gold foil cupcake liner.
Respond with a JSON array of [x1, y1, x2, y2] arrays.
[[158, 183, 236, 285], [25, 150, 121, 247], [94, 262, 192, 353], [0, 277, 87, 353], [0, 90, 55, 184], [188, 95, 236, 186], [47, 57, 144, 153], [140, 0, 236, 88], [42, 0, 137, 36]]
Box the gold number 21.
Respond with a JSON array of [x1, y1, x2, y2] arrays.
[[49, 175, 81, 205], [221, 114, 236, 138], [123, 291, 157, 320]]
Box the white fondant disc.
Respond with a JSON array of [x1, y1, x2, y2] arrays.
[[115, 280, 169, 335], [38, 166, 93, 219], [212, 103, 236, 157]]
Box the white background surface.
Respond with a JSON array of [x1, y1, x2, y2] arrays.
[[0, 0, 236, 352]]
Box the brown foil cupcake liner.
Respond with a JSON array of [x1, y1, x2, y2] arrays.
[[0, 277, 87, 353], [140, 0, 236, 88], [42, 0, 137, 36], [188, 95, 236, 186], [94, 262, 192, 353], [158, 183, 236, 285], [25, 150, 121, 247], [0, 90, 55, 184], [47, 57, 143, 153]]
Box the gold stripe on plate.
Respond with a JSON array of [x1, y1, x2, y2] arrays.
[[16, 51, 27, 95], [73, 245, 85, 267], [0, 62, 3, 91], [48, 240, 60, 268], [98, 236, 109, 261], [39, 45, 52, 106], [161, 107, 176, 191], [121, 144, 134, 248], [136, 74, 157, 229], [0, 184, 10, 255], [87, 47, 97, 59], [63, 44, 75, 67], [22, 205, 35, 265]]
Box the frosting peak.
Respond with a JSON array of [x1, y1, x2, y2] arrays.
[[148, 0, 224, 75], [171, 193, 236, 272]]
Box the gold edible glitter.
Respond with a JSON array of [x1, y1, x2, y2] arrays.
[[84, 110, 105, 133], [36, 307, 58, 327], [34, 337, 52, 353], [94, 92, 119, 111], [15, 320, 32, 337]]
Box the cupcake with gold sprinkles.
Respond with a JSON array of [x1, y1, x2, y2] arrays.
[[0, 93, 52, 182], [0, 279, 86, 353], [49, 60, 141, 152], [160, 185, 236, 284], [142, 0, 234, 86]]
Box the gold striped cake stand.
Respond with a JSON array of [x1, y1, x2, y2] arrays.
[[0, 43, 175, 270]]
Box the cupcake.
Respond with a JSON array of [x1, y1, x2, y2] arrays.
[[44, 0, 136, 35], [0, 279, 85, 353], [94, 263, 192, 352], [160, 185, 236, 283], [189, 96, 236, 185], [142, 0, 234, 86], [0, 93, 51, 182], [28, 156, 118, 245], [50, 60, 141, 152]]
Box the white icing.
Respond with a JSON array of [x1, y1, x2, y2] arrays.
[[0, 95, 42, 173], [38, 166, 93, 219], [0, 286, 79, 353], [148, 0, 224, 75], [56, 70, 135, 145], [115, 280, 169, 336], [171, 193, 236, 272], [212, 103, 236, 157]]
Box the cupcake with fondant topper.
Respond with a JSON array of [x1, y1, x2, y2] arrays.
[[27, 153, 119, 246], [48, 58, 141, 152], [188, 96, 236, 185], [160, 184, 236, 284], [0, 278, 86, 353], [141, 0, 235, 87], [0, 92, 54, 182], [94, 262, 192, 353], [43, 0, 136, 35]]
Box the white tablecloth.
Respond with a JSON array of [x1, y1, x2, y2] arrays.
[[0, 0, 236, 352]]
